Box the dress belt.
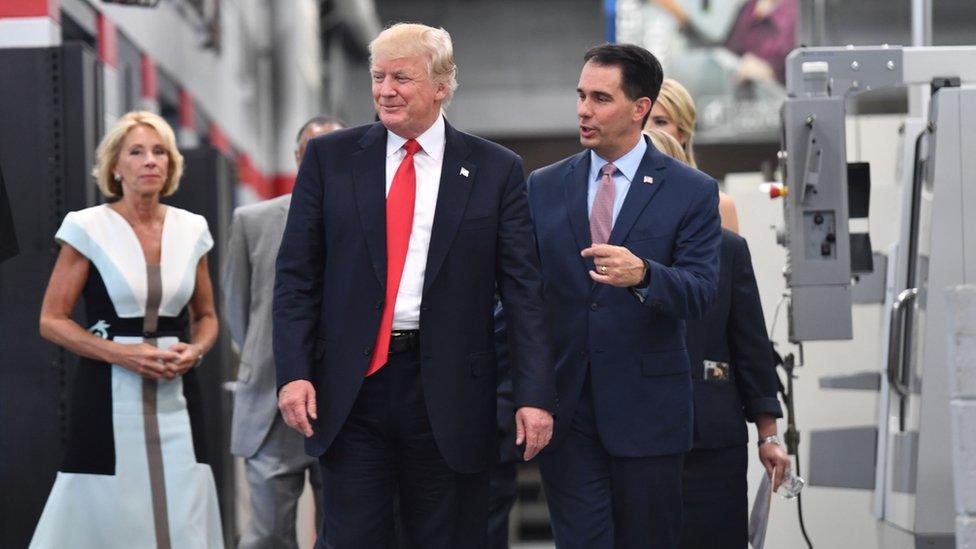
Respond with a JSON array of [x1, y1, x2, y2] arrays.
[[89, 315, 187, 339], [389, 330, 420, 354]]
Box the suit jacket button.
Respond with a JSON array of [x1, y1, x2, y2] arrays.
[[590, 302, 599, 311], [363, 346, 372, 356], [421, 305, 430, 312], [375, 300, 383, 310]]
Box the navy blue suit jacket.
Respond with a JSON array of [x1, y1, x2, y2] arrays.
[[685, 230, 783, 449], [527, 138, 722, 457], [273, 120, 556, 474]]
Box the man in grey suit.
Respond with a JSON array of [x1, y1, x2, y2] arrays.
[[222, 116, 343, 549]]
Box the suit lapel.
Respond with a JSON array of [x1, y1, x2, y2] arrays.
[[423, 121, 475, 294], [352, 122, 389, 287], [565, 152, 595, 271], [565, 152, 591, 252], [607, 142, 668, 246]]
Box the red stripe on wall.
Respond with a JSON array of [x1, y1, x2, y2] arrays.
[[209, 123, 231, 156], [236, 154, 277, 199], [271, 173, 296, 197], [178, 89, 195, 129], [97, 13, 117, 68], [141, 55, 157, 100], [0, 0, 60, 21]]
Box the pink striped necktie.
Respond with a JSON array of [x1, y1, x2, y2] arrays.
[[590, 163, 617, 245]]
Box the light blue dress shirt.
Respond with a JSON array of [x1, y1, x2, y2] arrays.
[[585, 136, 653, 300], [586, 135, 648, 226]]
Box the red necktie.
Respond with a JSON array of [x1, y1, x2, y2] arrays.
[[366, 139, 422, 376]]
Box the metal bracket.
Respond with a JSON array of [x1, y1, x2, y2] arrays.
[[801, 116, 822, 203]]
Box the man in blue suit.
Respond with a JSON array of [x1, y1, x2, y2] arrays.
[[273, 23, 556, 548], [528, 44, 722, 548]]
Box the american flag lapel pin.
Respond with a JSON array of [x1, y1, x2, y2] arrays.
[[643, 175, 654, 185], [460, 167, 470, 178]]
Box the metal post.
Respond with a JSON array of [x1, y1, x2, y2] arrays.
[[911, 0, 933, 47], [909, 0, 933, 115]]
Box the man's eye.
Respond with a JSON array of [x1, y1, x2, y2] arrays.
[[396, 76, 411, 83]]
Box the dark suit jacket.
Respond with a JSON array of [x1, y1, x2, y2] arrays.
[[273, 120, 556, 474], [0, 162, 18, 263], [685, 230, 783, 449], [492, 300, 520, 465], [527, 137, 722, 457]]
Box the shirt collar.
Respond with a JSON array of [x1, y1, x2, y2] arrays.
[[589, 134, 647, 183], [386, 114, 446, 162]]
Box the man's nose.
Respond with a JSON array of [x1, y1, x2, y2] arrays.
[[578, 99, 591, 118]]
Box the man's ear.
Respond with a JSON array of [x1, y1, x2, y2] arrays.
[[634, 97, 652, 123], [433, 82, 449, 102]]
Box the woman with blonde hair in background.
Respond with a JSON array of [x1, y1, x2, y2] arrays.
[[646, 77, 740, 233], [644, 127, 689, 165], [30, 111, 223, 548]]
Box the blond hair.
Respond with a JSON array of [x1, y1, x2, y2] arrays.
[[644, 128, 689, 165], [369, 23, 458, 105], [654, 78, 698, 168], [647, 128, 739, 232], [92, 110, 183, 197]]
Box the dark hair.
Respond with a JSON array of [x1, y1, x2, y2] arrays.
[[583, 43, 663, 126], [295, 115, 344, 144]]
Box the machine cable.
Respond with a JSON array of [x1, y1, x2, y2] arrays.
[[771, 295, 814, 548]]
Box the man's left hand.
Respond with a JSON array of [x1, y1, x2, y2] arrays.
[[759, 442, 792, 491], [515, 406, 554, 461], [581, 244, 646, 287]]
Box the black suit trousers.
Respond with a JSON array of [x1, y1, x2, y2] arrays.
[[316, 349, 489, 549], [679, 444, 748, 549]]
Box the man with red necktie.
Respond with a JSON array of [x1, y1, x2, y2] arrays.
[[273, 22, 555, 548]]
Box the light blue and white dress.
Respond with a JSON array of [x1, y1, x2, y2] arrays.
[[30, 204, 224, 549]]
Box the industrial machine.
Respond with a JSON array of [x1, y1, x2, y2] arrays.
[[778, 45, 976, 547]]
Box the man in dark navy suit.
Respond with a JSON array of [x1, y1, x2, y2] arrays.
[[273, 23, 556, 549], [527, 44, 722, 548]]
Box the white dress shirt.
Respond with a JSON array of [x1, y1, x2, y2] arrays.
[[385, 115, 446, 330]]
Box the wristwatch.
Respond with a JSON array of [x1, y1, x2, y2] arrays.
[[758, 435, 781, 447]]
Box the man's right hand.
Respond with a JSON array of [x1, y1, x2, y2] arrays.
[[278, 380, 317, 437]]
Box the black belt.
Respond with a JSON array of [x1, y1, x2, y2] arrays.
[[389, 330, 419, 354], [92, 315, 187, 339]]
